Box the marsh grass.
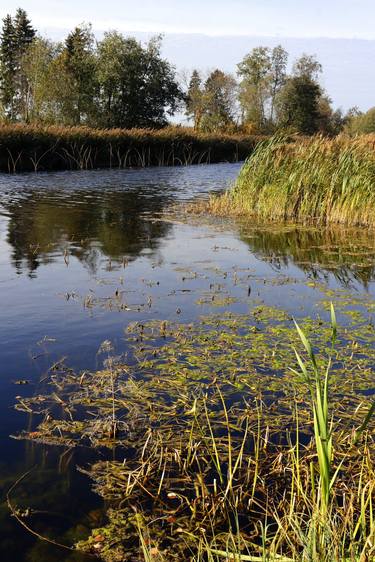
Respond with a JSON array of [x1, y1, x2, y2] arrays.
[[204, 135, 375, 226], [13, 304, 375, 561], [0, 124, 261, 172]]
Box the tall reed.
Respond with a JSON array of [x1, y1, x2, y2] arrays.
[[208, 134, 375, 226], [0, 123, 262, 173]]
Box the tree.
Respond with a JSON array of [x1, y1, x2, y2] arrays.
[[269, 45, 288, 122], [14, 8, 35, 52], [237, 45, 287, 132], [276, 53, 329, 135], [0, 9, 35, 121], [200, 69, 237, 132], [345, 107, 375, 135], [0, 14, 17, 120], [238, 46, 271, 131], [276, 76, 322, 134], [96, 33, 182, 128], [186, 69, 204, 130], [61, 24, 97, 125], [20, 37, 58, 122], [13, 8, 36, 121], [292, 53, 322, 81]]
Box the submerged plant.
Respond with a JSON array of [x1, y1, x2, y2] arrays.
[[12, 305, 375, 561]]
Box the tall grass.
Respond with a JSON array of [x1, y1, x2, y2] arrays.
[[134, 308, 375, 562], [207, 135, 375, 226], [0, 123, 262, 173]]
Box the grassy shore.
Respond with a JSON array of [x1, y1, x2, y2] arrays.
[[205, 135, 375, 227], [0, 124, 262, 173]]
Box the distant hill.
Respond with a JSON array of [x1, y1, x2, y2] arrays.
[[44, 28, 375, 112]]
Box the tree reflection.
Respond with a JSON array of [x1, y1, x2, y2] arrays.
[[4, 188, 172, 275], [239, 223, 375, 287]]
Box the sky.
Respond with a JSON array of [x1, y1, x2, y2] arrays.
[[1, 0, 375, 39], [1, 1, 375, 112]]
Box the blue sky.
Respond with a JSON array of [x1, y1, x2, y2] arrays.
[[1, 0, 375, 38]]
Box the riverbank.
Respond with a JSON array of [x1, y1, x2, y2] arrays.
[[0, 124, 262, 173], [203, 135, 375, 227]]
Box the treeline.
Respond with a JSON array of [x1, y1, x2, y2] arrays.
[[186, 49, 349, 135], [0, 9, 183, 128], [0, 7, 363, 137]]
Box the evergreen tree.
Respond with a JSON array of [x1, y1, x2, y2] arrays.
[[14, 8, 35, 53], [0, 9, 35, 121], [62, 24, 97, 124], [14, 8, 35, 121], [186, 70, 204, 129], [200, 69, 237, 132], [0, 14, 17, 119]]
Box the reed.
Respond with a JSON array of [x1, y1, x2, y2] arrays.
[[0, 123, 262, 173], [205, 134, 375, 226]]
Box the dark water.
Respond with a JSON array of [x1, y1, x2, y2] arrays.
[[0, 163, 375, 561]]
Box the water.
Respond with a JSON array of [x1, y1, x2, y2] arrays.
[[0, 163, 374, 560]]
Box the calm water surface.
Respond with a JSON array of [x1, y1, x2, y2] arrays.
[[0, 163, 375, 561]]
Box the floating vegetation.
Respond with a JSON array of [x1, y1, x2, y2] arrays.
[[14, 302, 375, 561], [202, 134, 375, 227]]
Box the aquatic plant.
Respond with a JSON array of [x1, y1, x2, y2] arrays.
[[12, 304, 375, 561], [205, 134, 375, 226], [0, 124, 262, 173]]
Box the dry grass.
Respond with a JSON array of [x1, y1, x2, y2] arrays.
[[0, 123, 262, 172]]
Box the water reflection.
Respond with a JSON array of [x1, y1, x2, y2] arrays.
[[0, 164, 241, 276], [1, 163, 375, 560], [239, 223, 375, 287], [5, 189, 171, 275]]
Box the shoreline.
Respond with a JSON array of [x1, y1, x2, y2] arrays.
[[0, 124, 262, 173]]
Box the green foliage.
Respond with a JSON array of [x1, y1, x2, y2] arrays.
[[346, 106, 375, 134], [186, 69, 204, 129], [276, 76, 322, 134], [96, 33, 182, 129], [200, 69, 238, 132], [185, 69, 238, 133], [0, 10, 182, 129], [0, 10, 344, 137], [237, 45, 288, 132], [0, 8, 35, 121], [0, 14, 17, 119], [62, 24, 97, 125], [214, 135, 375, 226]]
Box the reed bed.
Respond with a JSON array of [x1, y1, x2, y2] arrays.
[[0, 124, 261, 173], [13, 305, 375, 561], [205, 135, 375, 227]]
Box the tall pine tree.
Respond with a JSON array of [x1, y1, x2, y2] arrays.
[[14, 8, 35, 121], [0, 15, 17, 119], [0, 9, 35, 121]]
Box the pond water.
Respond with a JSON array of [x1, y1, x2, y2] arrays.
[[0, 163, 375, 561]]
